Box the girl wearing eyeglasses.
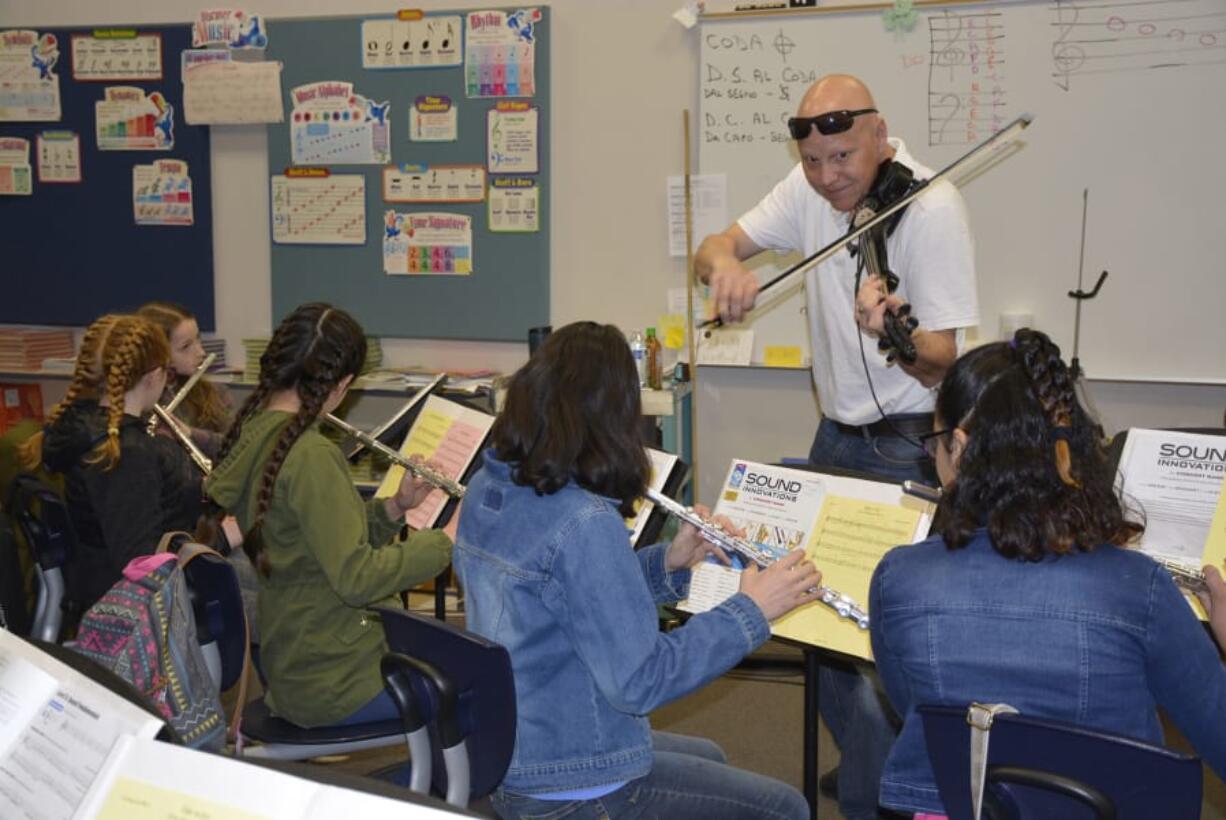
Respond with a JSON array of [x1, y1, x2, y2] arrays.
[[868, 328, 1226, 817]]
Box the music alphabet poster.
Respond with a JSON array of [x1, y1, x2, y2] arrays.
[[290, 81, 389, 165]]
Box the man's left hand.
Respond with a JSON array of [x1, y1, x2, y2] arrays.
[[855, 273, 903, 338]]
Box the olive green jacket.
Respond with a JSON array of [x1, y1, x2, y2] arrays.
[[205, 410, 452, 727]]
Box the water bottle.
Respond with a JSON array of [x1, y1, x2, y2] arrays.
[[629, 330, 647, 387]]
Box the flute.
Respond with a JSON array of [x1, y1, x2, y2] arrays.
[[1156, 557, 1208, 596], [644, 488, 869, 629], [343, 373, 445, 460], [147, 353, 217, 436], [323, 413, 466, 499], [152, 404, 213, 474]]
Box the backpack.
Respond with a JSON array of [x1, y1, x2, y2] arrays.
[[70, 535, 232, 750]]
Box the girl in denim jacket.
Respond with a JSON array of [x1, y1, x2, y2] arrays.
[[455, 321, 821, 820], [870, 328, 1226, 817]]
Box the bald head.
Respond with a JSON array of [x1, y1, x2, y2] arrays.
[[798, 74, 877, 118]]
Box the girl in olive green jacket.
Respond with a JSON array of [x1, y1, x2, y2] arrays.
[[205, 303, 451, 728]]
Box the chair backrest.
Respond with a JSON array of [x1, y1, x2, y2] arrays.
[[377, 606, 515, 805], [8, 473, 76, 642], [918, 704, 1203, 820]]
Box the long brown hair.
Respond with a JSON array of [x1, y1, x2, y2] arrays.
[[137, 301, 231, 433], [213, 303, 366, 575], [491, 321, 649, 517], [21, 315, 169, 472]]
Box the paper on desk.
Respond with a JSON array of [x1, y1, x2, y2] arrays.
[[775, 496, 923, 660], [678, 462, 932, 660], [0, 630, 161, 820], [1116, 428, 1226, 564], [696, 327, 753, 366], [667, 174, 727, 257]]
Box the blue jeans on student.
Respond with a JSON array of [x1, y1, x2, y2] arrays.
[[334, 689, 399, 725], [491, 731, 809, 820], [808, 417, 930, 820]]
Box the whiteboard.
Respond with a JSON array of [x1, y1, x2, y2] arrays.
[[699, 1, 1226, 382]]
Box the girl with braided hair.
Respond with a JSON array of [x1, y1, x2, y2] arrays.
[[867, 327, 1226, 817], [138, 301, 233, 458], [204, 303, 451, 728], [21, 314, 205, 624]]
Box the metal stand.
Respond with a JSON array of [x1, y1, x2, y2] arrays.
[[1067, 188, 1108, 382]]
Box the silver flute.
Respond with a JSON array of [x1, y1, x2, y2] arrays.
[[152, 404, 213, 474], [1156, 558, 1208, 596], [147, 353, 217, 436], [644, 488, 869, 629], [342, 373, 445, 459], [323, 413, 466, 499]]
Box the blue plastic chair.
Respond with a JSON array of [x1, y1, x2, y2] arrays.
[[378, 605, 516, 809], [918, 704, 1202, 820]]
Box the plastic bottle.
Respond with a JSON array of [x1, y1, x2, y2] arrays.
[[645, 327, 663, 390], [629, 330, 647, 387]]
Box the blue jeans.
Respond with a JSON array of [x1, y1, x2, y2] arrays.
[[334, 689, 399, 725], [491, 730, 809, 820], [809, 417, 927, 820]]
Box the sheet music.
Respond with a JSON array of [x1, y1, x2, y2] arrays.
[[0, 631, 161, 820], [184, 61, 283, 125], [1116, 428, 1226, 564], [626, 448, 680, 546], [679, 460, 931, 660], [271, 174, 366, 245], [375, 395, 494, 530]]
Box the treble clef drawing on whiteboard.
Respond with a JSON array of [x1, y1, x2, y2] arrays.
[[931, 10, 966, 82], [1051, 0, 1085, 91]]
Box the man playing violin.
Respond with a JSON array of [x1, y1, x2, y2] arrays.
[[695, 74, 980, 820], [696, 74, 978, 484]]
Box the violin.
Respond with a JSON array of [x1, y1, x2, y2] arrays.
[[851, 159, 921, 366]]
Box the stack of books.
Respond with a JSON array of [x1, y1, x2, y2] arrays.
[[0, 328, 75, 371], [242, 337, 269, 382], [201, 336, 227, 369]]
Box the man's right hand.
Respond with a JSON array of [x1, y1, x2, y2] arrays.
[[708, 259, 760, 324], [694, 226, 765, 324]]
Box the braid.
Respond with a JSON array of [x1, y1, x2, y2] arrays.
[[84, 317, 169, 471], [1014, 328, 1080, 488], [235, 303, 366, 577], [243, 388, 325, 576], [20, 314, 123, 470]]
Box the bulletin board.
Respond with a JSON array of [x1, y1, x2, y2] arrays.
[[264, 6, 549, 341], [0, 24, 214, 328]]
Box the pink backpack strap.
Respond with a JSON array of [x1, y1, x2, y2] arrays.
[[123, 552, 177, 581]]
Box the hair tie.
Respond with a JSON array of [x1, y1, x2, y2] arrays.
[[1008, 337, 1018, 350], [1050, 427, 1072, 441]]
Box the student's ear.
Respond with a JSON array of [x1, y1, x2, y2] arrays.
[[950, 428, 969, 469]]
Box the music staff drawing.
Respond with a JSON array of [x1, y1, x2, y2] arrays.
[[1051, 0, 1225, 90]]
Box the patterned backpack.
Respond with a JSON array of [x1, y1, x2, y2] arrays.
[[71, 540, 229, 750]]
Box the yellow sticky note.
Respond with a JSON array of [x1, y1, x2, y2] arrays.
[[658, 314, 686, 349], [764, 345, 803, 368]]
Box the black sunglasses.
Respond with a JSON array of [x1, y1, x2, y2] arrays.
[[918, 428, 954, 458], [787, 108, 878, 140]]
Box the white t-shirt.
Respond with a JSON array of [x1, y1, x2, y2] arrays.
[[738, 138, 979, 426]]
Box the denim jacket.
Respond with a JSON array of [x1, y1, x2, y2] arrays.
[[869, 530, 1226, 815], [454, 451, 770, 794]]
